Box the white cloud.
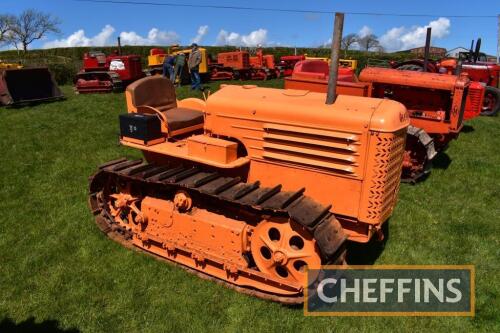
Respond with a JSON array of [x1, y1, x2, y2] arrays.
[[215, 28, 268, 46], [358, 26, 373, 38], [120, 28, 179, 45], [43, 25, 115, 48], [191, 25, 208, 44], [43, 25, 180, 48], [379, 17, 451, 51]]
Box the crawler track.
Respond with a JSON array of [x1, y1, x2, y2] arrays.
[[89, 158, 347, 303], [401, 126, 437, 183]]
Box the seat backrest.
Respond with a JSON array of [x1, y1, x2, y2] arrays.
[[126, 75, 177, 113]]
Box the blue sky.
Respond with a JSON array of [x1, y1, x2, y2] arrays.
[[3, 0, 499, 55]]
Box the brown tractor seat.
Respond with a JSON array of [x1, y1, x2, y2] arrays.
[[164, 107, 204, 131], [126, 76, 204, 136]]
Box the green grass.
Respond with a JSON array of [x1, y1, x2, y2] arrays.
[[0, 81, 499, 332]]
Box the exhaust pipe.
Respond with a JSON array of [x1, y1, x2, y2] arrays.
[[469, 40, 474, 62], [326, 12, 344, 105], [474, 38, 482, 63], [423, 27, 431, 73], [117, 37, 122, 56]]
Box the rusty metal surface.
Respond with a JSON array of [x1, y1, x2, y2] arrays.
[[401, 126, 436, 183]]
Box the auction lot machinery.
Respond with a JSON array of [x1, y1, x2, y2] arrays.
[[285, 60, 483, 181], [74, 50, 144, 94], [249, 48, 280, 80], [277, 55, 305, 77], [88, 71, 409, 302], [216, 50, 280, 80], [145, 48, 169, 76], [0, 66, 64, 106], [148, 47, 234, 83], [392, 38, 500, 116], [304, 56, 358, 70]]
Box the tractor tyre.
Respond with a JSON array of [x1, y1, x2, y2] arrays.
[[481, 86, 500, 116]]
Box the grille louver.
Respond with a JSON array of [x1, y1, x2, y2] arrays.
[[262, 123, 361, 176]]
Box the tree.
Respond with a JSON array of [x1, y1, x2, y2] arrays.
[[341, 33, 357, 57], [0, 14, 15, 45], [9, 9, 60, 52], [357, 34, 381, 52]]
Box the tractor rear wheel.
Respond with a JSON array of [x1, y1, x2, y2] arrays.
[[481, 86, 500, 116], [397, 64, 424, 71]]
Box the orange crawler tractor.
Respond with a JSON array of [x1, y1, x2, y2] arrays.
[[88, 14, 409, 302]]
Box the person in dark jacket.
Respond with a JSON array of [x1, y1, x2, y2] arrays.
[[162, 54, 175, 82], [173, 52, 186, 86], [188, 43, 203, 91]]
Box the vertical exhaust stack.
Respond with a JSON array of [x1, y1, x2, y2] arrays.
[[326, 12, 344, 105], [469, 39, 474, 62], [473, 38, 482, 63], [423, 27, 432, 73], [117, 37, 122, 56]]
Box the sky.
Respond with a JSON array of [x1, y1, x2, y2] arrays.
[[2, 0, 499, 55]]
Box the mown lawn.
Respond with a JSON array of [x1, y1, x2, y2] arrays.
[[0, 81, 499, 332]]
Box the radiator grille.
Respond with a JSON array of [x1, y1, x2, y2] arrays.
[[262, 123, 361, 176], [465, 84, 484, 118], [366, 129, 406, 221]]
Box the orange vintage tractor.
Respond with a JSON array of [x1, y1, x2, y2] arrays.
[[216, 49, 280, 80], [88, 76, 408, 302], [88, 14, 409, 302], [249, 48, 280, 80], [285, 60, 483, 182]]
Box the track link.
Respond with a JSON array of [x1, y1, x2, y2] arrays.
[[88, 158, 347, 303], [401, 125, 437, 183]]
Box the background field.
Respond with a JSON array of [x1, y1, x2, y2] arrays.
[[0, 80, 499, 332], [0, 45, 413, 86]]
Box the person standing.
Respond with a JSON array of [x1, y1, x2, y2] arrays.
[[162, 53, 175, 82], [188, 43, 203, 91], [173, 52, 186, 86]]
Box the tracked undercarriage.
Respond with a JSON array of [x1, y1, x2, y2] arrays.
[[74, 71, 123, 94], [89, 158, 347, 303], [401, 126, 437, 183]]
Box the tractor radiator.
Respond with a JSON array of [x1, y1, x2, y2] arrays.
[[464, 82, 485, 120], [359, 129, 406, 224]]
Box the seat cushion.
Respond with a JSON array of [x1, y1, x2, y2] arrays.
[[127, 76, 177, 111], [163, 107, 204, 131]]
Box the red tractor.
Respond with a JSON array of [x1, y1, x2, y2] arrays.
[[276, 55, 306, 76], [74, 40, 144, 94], [392, 39, 500, 116], [285, 60, 484, 182]]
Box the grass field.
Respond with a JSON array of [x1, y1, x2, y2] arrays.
[[0, 80, 499, 332]]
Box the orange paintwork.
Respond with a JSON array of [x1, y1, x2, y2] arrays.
[[109, 195, 303, 295], [108, 78, 410, 296], [360, 68, 468, 135], [286, 67, 469, 136], [359, 67, 462, 91], [125, 84, 409, 242], [187, 135, 238, 164]]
